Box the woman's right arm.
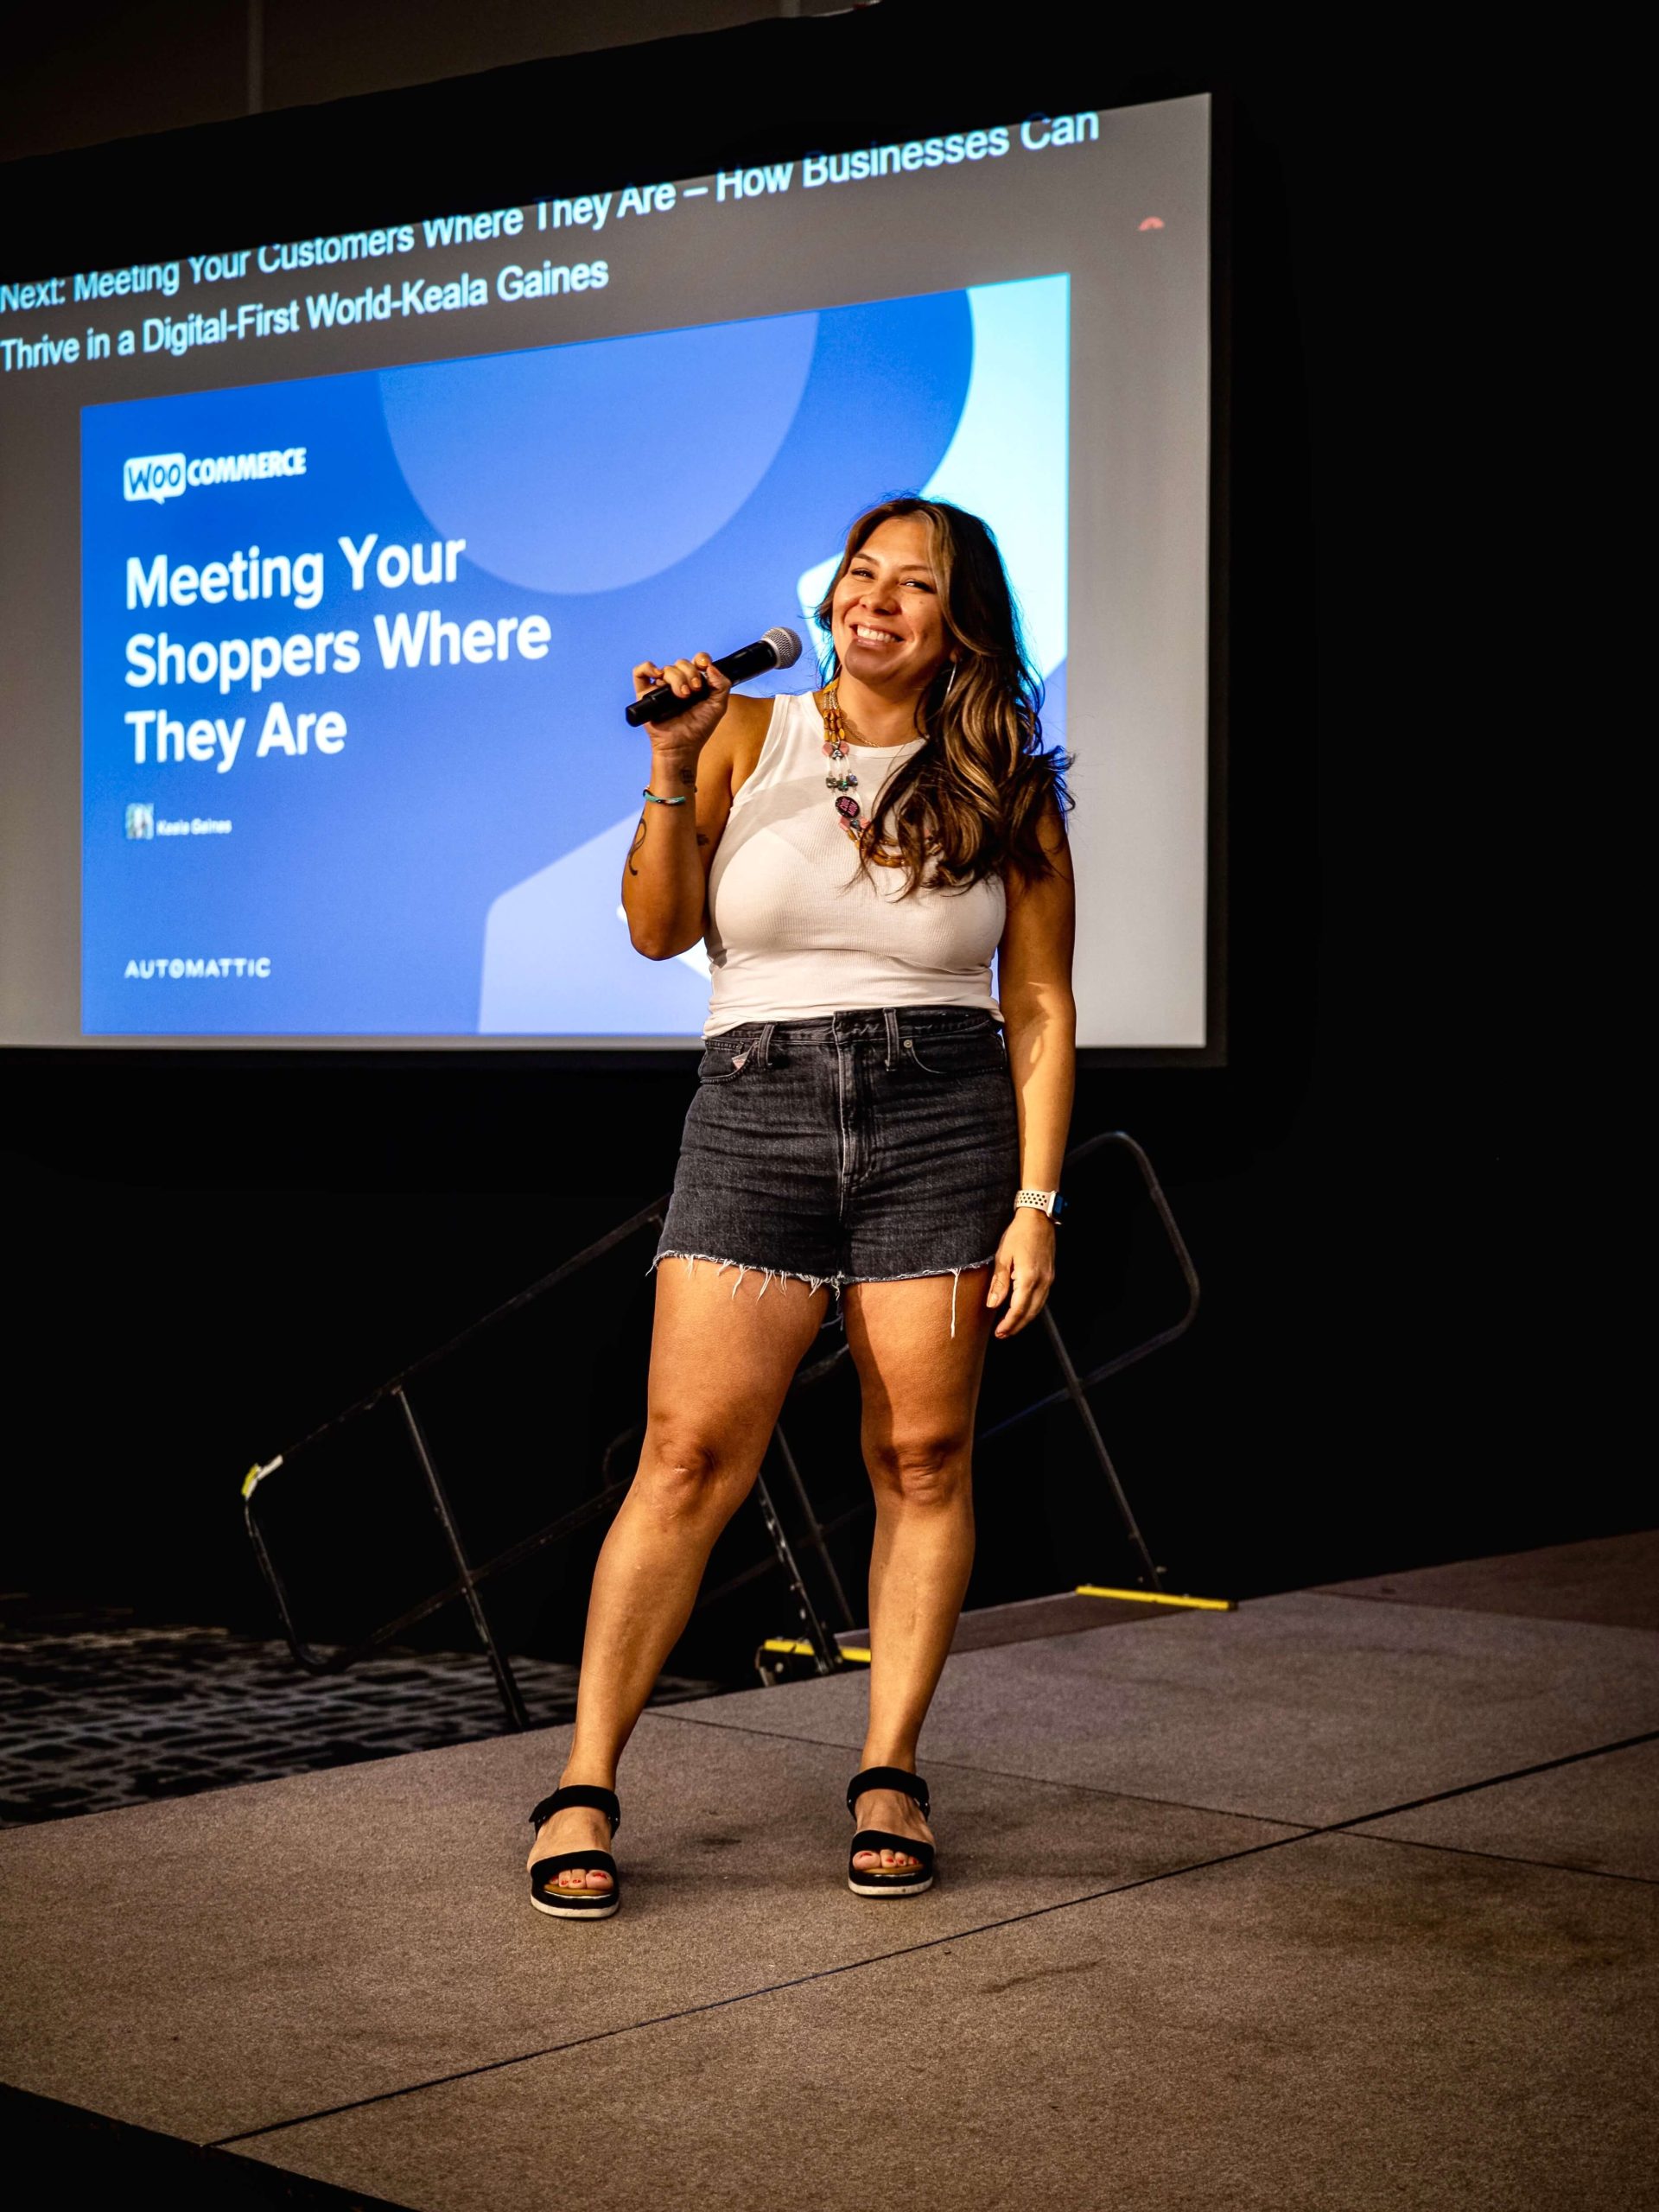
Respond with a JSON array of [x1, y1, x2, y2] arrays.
[[620, 652, 763, 960]]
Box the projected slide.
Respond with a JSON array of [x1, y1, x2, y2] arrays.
[[1, 92, 1211, 1049], [80, 274, 1067, 1036]]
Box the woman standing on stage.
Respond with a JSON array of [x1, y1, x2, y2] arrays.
[[527, 496, 1075, 1918]]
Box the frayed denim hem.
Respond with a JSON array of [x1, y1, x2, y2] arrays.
[[652, 1250, 840, 1304], [843, 1255, 999, 1338], [650, 1249, 997, 1337]]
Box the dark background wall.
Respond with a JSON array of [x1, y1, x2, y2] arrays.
[[0, 0, 791, 162], [0, 7, 1576, 1673]]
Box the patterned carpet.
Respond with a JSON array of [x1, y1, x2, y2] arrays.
[[0, 1603, 719, 1825]]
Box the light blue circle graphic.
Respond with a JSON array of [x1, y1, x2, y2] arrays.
[[380, 312, 820, 595]]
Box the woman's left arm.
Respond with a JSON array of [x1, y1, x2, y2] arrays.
[[986, 802, 1077, 1338]]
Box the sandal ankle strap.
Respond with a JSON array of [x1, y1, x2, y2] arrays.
[[847, 1765, 929, 1819], [529, 1783, 620, 1834]]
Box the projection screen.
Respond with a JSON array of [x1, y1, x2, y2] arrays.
[[0, 92, 1213, 1050]]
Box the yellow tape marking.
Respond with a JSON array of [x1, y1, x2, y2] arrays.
[[240, 1454, 283, 1500], [761, 1637, 872, 1663], [1076, 1584, 1234, 1611]]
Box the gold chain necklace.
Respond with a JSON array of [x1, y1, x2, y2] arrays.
[[819, 682, 909, 868]]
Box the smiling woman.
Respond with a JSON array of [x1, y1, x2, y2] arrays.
[[524, 496, 1077, 1923], [813, 497, 1062, 893]]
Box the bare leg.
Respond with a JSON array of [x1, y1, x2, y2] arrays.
[[842, 1268, 994, 1875], [529, 1261, 825, 1893]]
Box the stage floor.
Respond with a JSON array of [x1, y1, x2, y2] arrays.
[[3, 1531, 1656, 2209]]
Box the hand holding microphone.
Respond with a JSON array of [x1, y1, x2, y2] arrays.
[[623, 631, 798, 948], [626, 626, 803, 742], [629, 653, 734, 766]]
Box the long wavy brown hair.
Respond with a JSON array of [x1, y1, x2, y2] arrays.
[[813, 496, 1070, 895]]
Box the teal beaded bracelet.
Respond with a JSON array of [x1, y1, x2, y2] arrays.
[[641, 786, 693, 806]]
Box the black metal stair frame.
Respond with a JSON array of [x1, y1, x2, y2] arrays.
[[240, 1132, 1199, 1725]]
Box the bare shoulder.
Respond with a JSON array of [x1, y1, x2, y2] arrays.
[[1005, 792, 1075, 902], [722, 690, 778, 796]]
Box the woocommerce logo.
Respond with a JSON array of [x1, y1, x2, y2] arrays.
[[123, 448, 307, 503]]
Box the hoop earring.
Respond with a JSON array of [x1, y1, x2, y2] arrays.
[[941, 659, 958, 696]]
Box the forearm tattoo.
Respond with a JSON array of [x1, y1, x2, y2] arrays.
[[626, 803, 708, 877]]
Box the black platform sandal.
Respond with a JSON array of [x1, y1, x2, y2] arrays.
[[846, 1766, 936, 1898], [527, 1784, 621, 1920]]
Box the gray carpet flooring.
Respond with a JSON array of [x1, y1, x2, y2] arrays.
[[1314, 1527, 1659, 1630], [235, 1834, 1659, 2212], [3, 1530, 1654, 2210], [0, 1602, 717, 1826], [0, 1719, 1292, 2142], [679, 1587, 1659, 1826], [1352, 1736, 1659, 1882]]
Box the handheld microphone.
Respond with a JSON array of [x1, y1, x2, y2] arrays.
[[625, 626, 803, 726]]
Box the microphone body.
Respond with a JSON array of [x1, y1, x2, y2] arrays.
[[626, 626, 803, 726]]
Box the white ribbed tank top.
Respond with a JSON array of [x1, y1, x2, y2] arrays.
[[702, 690, 1006, 1037]]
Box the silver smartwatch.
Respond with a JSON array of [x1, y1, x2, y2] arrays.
[[1014, 1189, 1066, 1223]]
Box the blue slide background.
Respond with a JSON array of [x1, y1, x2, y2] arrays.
[[81, 276, 1066, 1035]]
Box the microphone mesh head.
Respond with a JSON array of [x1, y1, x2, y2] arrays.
[[762, 626, 804, 669]]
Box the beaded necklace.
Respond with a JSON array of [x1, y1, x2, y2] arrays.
[[819, 681, 912, 868]]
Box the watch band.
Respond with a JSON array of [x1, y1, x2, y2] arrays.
[[1014, 1189, 1065, 1222]]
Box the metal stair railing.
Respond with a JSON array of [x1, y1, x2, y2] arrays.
[[745, 1130, 1205, 1672], [240, 1128, 1200, 1724]]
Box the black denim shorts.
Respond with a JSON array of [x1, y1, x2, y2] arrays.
[[656, 1005, 1020, 1298]]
